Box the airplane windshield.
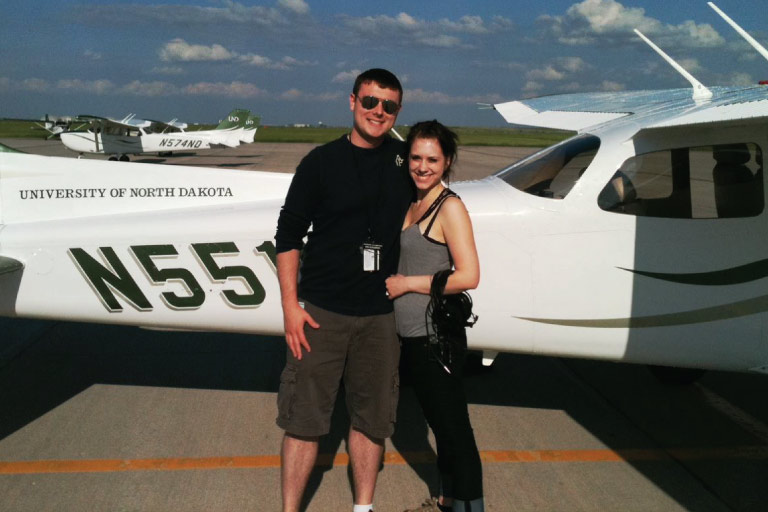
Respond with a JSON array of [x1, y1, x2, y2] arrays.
[[495, 134, 601, 199]]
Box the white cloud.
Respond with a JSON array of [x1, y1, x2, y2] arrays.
[[119, 80, 178, 96], [677, 20, 723, 47], [157, 39, 311, 70], [557, 57, 586, 73], [523, 81, 544, 94], [677, 58, 701, 73], [279, 89, 343, 101], [239, 53, 278, 68], [152, 66, 185, 75], [540, 0, 724, 48], [21, 78, 50, 92], [332, 69, 362, 84], [57, 79, 114, 94], [281, 88, 303, 99], [558, 82, 583, 92], [84, 49, 102, 60], [523, 57, 587, 84], [159, 39, 234, 62], [281, 56, 317, 67], [73, 2, 291, 30], [418, 34, 462, 48], [728, 72, 754, 86], [183, 81, 268, 98], [238, 54, 315, 70], [396, 12, 419, 27], [526, 66, 566, 81], [278, 0, 309, 15], [600, 80, 625, 91], [338, 11, 511, 49], [439, 15, 489, 34], [341, 12, 421, 35]]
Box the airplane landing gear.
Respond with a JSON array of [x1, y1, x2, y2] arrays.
[[119, 154, 130, 162], [108, 154, 130, 161]]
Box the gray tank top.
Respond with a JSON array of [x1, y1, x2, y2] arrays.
[[394, 190, 455, 337]]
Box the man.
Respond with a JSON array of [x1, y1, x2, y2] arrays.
[[274, 68, 413, 512]]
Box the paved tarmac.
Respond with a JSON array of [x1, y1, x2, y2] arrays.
[[2, 138, 768, 511], [0, 137, 533, 180]]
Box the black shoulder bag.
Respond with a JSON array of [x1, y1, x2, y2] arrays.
[[425, 269, 478, 374]]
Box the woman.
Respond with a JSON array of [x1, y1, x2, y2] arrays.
[[386, 120, 483, 512]]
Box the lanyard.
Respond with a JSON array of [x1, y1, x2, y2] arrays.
[[349, 137, 386, 242]]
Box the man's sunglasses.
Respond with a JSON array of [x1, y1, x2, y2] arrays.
[[357, 95, 400, 115]]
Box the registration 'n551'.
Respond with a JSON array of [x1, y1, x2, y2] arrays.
[[69, 241, 277, 312]]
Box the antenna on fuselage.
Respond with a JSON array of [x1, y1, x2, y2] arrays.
[[708, 2, 768, 64], [633, 28, 713, 102]]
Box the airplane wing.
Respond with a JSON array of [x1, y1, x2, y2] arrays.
[[494, 85, 768, 133], [75, 114, 141, 132]]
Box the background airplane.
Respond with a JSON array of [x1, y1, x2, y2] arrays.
[[32, 115, 82, 140], [59, 108, 250, 161]]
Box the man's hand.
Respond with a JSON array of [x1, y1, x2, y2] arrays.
[[277, 249, 319, 360], [283, 301, 319, 360]]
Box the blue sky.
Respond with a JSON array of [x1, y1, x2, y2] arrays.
[[2, 0, 767, 127]]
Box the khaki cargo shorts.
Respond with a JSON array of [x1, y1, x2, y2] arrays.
[[276, 301, 400, 439]]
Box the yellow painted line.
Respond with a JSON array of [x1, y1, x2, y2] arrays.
[[1, 447, 767, 475]]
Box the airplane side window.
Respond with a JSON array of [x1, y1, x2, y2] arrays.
[[496, 134, 600, 199], [598, 142, 764, 219]]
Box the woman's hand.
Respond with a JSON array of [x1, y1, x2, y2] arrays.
[[386, 274, 410, 299]]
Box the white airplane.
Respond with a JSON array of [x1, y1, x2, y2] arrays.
[[59, 108, 250, 161], [1, 4, 767, 380], [33, 115, 82, 140], [240, 113, 261, 143]]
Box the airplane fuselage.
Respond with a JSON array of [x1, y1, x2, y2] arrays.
[[2, 114, 768, 375], [60, 131, 218, 156]]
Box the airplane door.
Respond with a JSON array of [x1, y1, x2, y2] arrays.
[[591, 138, 767, 371]]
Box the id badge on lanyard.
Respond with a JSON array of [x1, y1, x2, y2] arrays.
[[361, 238, 382, 272], [351, 140, 385, 272]]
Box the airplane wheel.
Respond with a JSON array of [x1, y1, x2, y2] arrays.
[[119, 155, 130, 162], [464, 350, 492, 376], [108, 156, 118, 161], [647, 365, 705, 385]]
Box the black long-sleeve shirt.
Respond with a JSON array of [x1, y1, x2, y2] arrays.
[[275, 135, 413, 316]]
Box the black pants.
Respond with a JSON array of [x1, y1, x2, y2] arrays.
[[401, 335, 483, 504]]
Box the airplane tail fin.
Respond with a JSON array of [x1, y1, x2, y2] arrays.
[[240, 114, 261, 143], [215, 109, 251, 131]]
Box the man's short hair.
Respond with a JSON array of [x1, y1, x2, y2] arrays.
[[353, 68, 403, 101]]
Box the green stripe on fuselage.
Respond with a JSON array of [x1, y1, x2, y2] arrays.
[[518, 293, 768, 328], [622, 258, 768, 286]]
